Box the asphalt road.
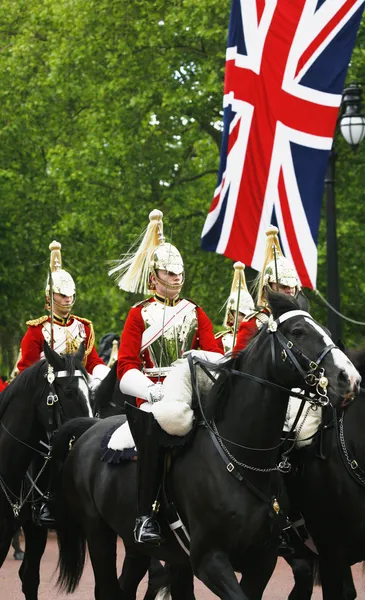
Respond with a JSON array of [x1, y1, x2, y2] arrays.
[[1, 532, 364, 600]]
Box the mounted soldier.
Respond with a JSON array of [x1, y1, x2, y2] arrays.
[[215, 262, 255, 354], [234, 225, 301, 352], [17, 240, 109, 526], [108, 209, 223, 545], [17, 240, 109, 388]]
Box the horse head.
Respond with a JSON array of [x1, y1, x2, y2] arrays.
[[40, 341, 93, 431], [266, 291, 361, 408]]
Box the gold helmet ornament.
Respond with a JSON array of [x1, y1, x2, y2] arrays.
[[109, 209, 184, 294], [45, 241, 76, 298], [257, 225, 300, 306], [224, 262, 254, 328]]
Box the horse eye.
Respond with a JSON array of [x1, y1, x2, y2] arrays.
[[292, 328, 303, 337]]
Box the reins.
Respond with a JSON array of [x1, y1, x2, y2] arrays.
[[333, 405, 365, 488], [188, 309, 335, 509], [0, 362, 88, 518]]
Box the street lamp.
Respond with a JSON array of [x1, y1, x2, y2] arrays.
[[325, 83, 365, 342]]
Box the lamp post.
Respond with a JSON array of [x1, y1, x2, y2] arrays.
[[325, 83, 365, 342]]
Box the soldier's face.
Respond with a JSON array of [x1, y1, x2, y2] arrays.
[[271, 283, 296, 296], [52, 293, 74, 316], [152, 270, 183, 299]]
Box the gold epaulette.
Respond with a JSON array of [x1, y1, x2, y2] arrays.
[[215, 329, 231, 340], [71, 314, 92, 326], [242, 310, 261, 323], [71, 315, 94, 360], [26, 316, 49, 327], [183, 297, 199, 307], [132, 298, 152, 308]]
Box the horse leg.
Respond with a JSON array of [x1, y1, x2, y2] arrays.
[[192, 549, 248, 600], [18, 519, 48, 600], [239, 548, 278, 600], [169, 564, 195, 600], [0, 514, 15, 567], [319, 555, 355, 600], [12, 528, 25, 560], [85, 515, 123, 600], [285, 555, 314, 600], [118, 546, 150, 600]]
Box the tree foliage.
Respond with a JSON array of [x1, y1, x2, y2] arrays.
[[1, 0, 365, 373]]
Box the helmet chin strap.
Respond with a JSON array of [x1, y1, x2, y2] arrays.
[[46, 294, 76, 315], [152, 269, 184, 292]]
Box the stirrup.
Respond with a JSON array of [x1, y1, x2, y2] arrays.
[[134, 515, 162, 545]]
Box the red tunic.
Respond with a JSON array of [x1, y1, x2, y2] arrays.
[[0, 379, 8, 393], [17, 315, 105, 375], [233, 316, 260, 353], [117, 297, 223, 384]]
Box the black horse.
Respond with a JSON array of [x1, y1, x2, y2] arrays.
[[53, 292, 360, 600], [93, 362, 129, 418], [0, 342, 93, 599], [280, 341, 365, 600]]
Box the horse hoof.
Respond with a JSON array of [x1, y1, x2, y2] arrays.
[[14, 551, 24, 561]]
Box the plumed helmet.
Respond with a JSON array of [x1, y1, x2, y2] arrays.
[[263, 256, 299, 289], [45, 241, 76, 297], [224, 262, 255, 327], [108, 209, 184, 294], [152, 242, 184, 276], [257, 225, 300, 306]]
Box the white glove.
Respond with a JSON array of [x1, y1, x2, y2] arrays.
[[90, 364, 110, 392]]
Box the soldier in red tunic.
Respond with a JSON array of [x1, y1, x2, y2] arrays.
[[17, 241, 109, 385], [18, 240, 109, 526], [234, 225, 300, 353], [215, 262, 255, 354], [109, 209, 223, 544]]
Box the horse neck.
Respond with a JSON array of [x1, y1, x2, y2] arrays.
[[342, 393, 365, 458], [0, 392, 42, 485], [217, 350, 290, 465]]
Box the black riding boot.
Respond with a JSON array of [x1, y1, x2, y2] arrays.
[[127, 406, 163, 545], [37, 495, 56, 528]]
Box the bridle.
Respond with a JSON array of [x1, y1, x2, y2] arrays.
[[187, 309, 340, 513], [0, 360, 89, 518], [267, 310, 336, 403]]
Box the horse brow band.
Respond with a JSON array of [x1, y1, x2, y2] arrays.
[[55, 370, 85, 378]]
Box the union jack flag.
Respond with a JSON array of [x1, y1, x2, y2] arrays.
[[201, 0, 365, 289]]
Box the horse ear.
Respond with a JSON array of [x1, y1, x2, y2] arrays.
[[296, 290, 310, 313], [267, 288, 298, 320], [43, 340, 52, 362], [75, 341, 85, 363], [43, 340, 63, 369]]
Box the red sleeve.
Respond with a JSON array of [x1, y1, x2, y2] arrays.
[[117, 306, 146, 380], [17, 326, 45, 372], [233, 318, 258, 353], [214, 335, 224, 354], [193, 308, 224, 354], [83, 323, 106, 375]]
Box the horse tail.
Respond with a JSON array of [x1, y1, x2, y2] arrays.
[[51, 417, 98, 463], [143, 559, 171, 600], [52, 418, 97, 593], [56, 494, 87, 593]]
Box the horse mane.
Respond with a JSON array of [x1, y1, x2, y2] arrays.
[[346, 345, 365, 380], [0, 353, 87, 421], [203, 292, 303, 422], [0, 360, 47, 420], [202, 331, 263, 422]]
